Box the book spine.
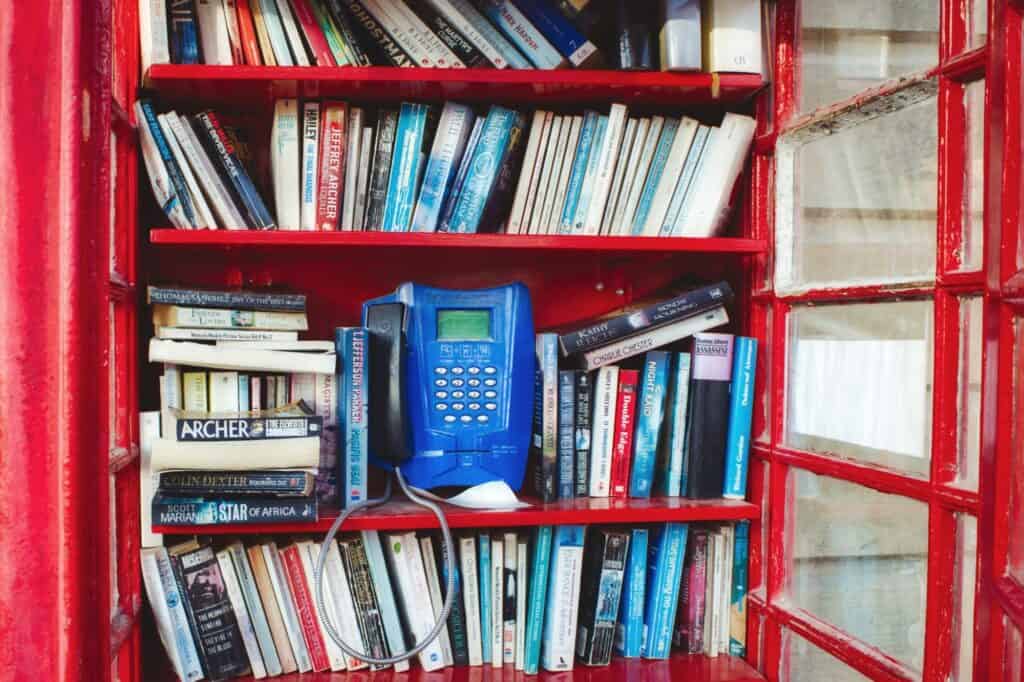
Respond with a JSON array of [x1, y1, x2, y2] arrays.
[[339, 106, 364, 231], [530, 334, 559, 502], [723, 337, 757, 499], [512, 0, 599, 66], [299, 102, 321, 230], [157, 328, 298, 341], [385, 532, 447, 671], [154, 305, 308, 330], [686, 333, 735, 498], [308, 0, 349, 64], [629, 351, 670, 497], [490, 535, 504, 668], [614, 527, 648, 657], [618, 114, 663, 230], [459, 536, 483, 665], [437, 117, 484, 232], [153, 495, 317, 525], [264, 544, 313, 671], [673, 528, 706, 653], [247, 546, 299, 674], [449, 106, 518, 234], [508, 110, 549, 234], [386, 0, 465, 67], [548, 115, 582, 232], [478, 0, 566, 69], [197, 110, 276, 228], [615, 0, 655, 69], [357, 0, 432, 65], [353, 125, 374, 229], [291, 0, 336, 63], [157, 113, 214, 229], [583, 103, 628, 234], [659, 125, 710, 236], [361, 531, 411, 671], [541, 525, 585, 672], [557, 109, 598, 232], [315, 542, 366, 669], [654, 352, 690, 496], [600, 117, 639, 234], [275, 0, 312, 65], [580, 306, 730, 372], [230, 544, 283, 676], [418, 536, 454, 665], [432, 0, 530, 67], [434, 534, 470, 666], [148, 548, 205, 680], [574, 371, 592, 496], [523, 525, 552, 674], [587, 365, 618, 497], [182, 371, 208, 411], [314, 371, 339, 503], [729, 522, 749, 656], [169, 0, 202, 63], [175, 415, 322, 441], [408, 1, 490, 67], [478, 111, 528, 232], [147, 286, 305, 311], [705, 0, 762, 74], [528, 115, 563, 233], [216, 550, 267, 678], [575, 530, 629, 666], [422, 0, 507, 67], [331, 0, 413, 66], [381, 103, 421, 232], [280, 546, 330, 671], [502, 533, 517, 663], [630, 117, 678, 234], [140, 0, 172, 72], [140, 100, 197, 227], [557, 370, 576, 499], [411, 102, 475, 233], [478, 533, 492, 664], [642, 523, 688, 659], [258, 0, 295, 64], [159, 470, 314, 496], [196, 0, 234, 64], [338, 538, 390, 666], [515, 538, 528, 669], [608, 117, 649, 233], [341, 328, 368, 506], [250, 0, 278, 63], [609, 369, 639, 499], [659, 0, 701, 71], [222, 0, 245, 63], [363, 109, 398, 229], [569, 114, 607, 233], [167, 112, 248, 229]]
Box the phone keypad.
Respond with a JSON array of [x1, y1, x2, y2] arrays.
[[433, 365, 500, 426]]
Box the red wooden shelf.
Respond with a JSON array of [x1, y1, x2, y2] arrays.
[[146, 65, 765, 107], [153, 496, 760, 535], [148, 229, 767, 255]]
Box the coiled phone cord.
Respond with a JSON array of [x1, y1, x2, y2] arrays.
[[313, 467, 457, 666]]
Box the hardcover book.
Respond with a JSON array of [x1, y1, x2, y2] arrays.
[[686, 333, 735, 498]]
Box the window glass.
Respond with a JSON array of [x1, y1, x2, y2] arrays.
[[956, 296, 983, 489], [961, 81, 985, 271], [799, 2, 939, 113], [953, 514, 978, 681], [782, 628, 870, 682], [786, 300, 934, 476], [787, 469, 928, 670]]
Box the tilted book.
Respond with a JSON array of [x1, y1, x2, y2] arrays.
[[513, 0, 601, 67], [642, 522, 688, 659], [140, 547, 204, 681], [410, 102, 476, 233], [195, 109, 276, 228], [437, 118, 484, 232], [216, 547, 268, 678], [361, 530, 411, 671], [479, 0, 566, 69], [447, 105, 520, 234]]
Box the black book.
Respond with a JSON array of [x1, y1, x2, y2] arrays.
[[158, 470, 315, 497], [168, 539, 250, 680], [574, 371, 592, 496], [685, 333, 735, 498], [338, 535, 392, 670], [152, 494, 318, 525], [576, 528, 629, 666], [332, 0, 415, 67], [146, 286, 306, 311], [557, 370, 576, 499], [168, 0, 201, 64], [363, 109, 399, 230], [423, 531, 471, 666], [175, 414, 322, 441], [477, 111, 529, 233], [406, 1, 490, 68], [614, 0, 657, 69]]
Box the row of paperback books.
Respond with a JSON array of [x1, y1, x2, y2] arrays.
[[144, 96, 754, 236], [143, 521, 749, 679], [141, 0, 763, 74]]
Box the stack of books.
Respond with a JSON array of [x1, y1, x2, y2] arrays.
[[144, 286, 341, 525], [142, 520, 750, 679], [528, 280, 759, 503]]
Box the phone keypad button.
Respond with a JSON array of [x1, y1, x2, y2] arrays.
[[468, 366, 481, 374], [467, 390, 480, 399], [435, 391, 448, 399], [476, 415, 489, 423], [483, 378, 497, 387], [451, 366, 465, 375], [467, 378, 481, 387], [484, 366, 497, 374], [484, 390, 497, 399], [460, 415, 473, 423], [468, 402, 481, 411], [436, 403, 448, 411], [452, 403, 465, 411], [434, 367, 447, 375], [434, 378, 448, 387], [444, 415, 457, 423], [451, 378, 465, 387], [484, 402, 497, 411], [451, 391, 465, 399]]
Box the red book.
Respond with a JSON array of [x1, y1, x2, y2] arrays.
[[280, 544, 330, 672], [609, 369, 639, 498], [235, 0, 263, 65], [289, 0, 336, 66], [315, 102, 348, 231], [221, 0, 245, 64]]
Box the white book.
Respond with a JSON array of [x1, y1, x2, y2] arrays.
[[719, 526, 734, 655], [702, 531, 716, 654], [140, 547, 204, 681], [156, 327, 299, 342], [526, 115, 562, 234], [258, 0, 293, 65], [340, 107, 363, 231], [289, 372, 317, 408], [713, 530, 727, 657], [229, 542, 284, 676], [386, 0, 465, 67], [271, 99, 301, 230], [196, 0, 234, 64], [502, 532, 517, 663], [514, 537, 528, 670], [360, 0, 434, 66], [139, 0, 171, 74], [157, 114, 214, 229], [617, 115, 665, 234], [354, 126, 374, 230], [458, 536, 483, 666], [263, 543, 313, 672], [705, 0, 763, 74], [587, 365, 619, 497], [384, 532, 447, 671], [315, 541, 368, 670], [217, 548, 268, 678], [518, 111, 553, 234], [140, 412, 162, 547], [490, 535, 504, 668], [161, 364, 181, 439], [507, 110, 550, 234], [540, 534, 585, 672], [135, 102, 188, 229], [419, 536, 454, 666], [609, 117, 651, 234], [149, 338, 335, 374], [274, 0, 311, 65], [641, 116, 699, 236], [549, 115, 582, 234], [208, 370, 239, 412], [422, 0, 509, 68], [167, 112, 247, 229], [480, 0, 565, 69], [581, 306, 730, 371], [599, 116, 639, 234], [538, 116, 571, 233], [300, 102, 321, 231], [221, 0, 244, 64], [676, 113, 756, 237], [295, 542, 347, 671], [151, 436, 320, 471], [216, 340, 335, 351], [569, 114, 607, 234], [583, 103, 628, 234]]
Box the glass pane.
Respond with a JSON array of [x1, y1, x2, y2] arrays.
[[1010, 319, 1024, 583], [956, 297, 983, 489], [783, 628, 870, 682], [799, 3, 939, 113], [961, 81, 985, 271], [786, 300, 934, 476], [788, 470, 928, 670], [1006, 618, 1023, 682], [971, 0, 988, 48], [784, 95, 938, 290], [953, 514, 978, 681]]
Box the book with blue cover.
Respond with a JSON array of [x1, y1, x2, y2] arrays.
[[629, 351, 671, 498], [479, 0, 566, 69], [576, 529, 629, 665], [382, 103, 436, 232], [478, 111, 529, 232], [335, 327, 368, 507], [558, 110, 599, 233], [410, 102, 476, 233], [512, 0, 602, 67], [670, 127, 719, 236], [531, 334, 560, 502], [139, 100, 197, 227], [614, 526, 648, 657], [642, 522, 688, 659], [448, 105, 519, 233], [729, 521, 750, 656], [631, 117, 679, 234], [523, 525, 553, 674], [723, 337, 758, 499], [169, 0, 201, 63], [557, 370, 576, 499], [655, 352, 692, 496], [360, 530, 411, 672], [438, 117, 485, 232], [479, 532, 492, 665], [659, 125, 711, 236], [541, 525, 585, 671], [570, 114, 607, 233]]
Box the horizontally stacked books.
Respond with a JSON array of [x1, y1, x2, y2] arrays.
[[141, 0, 763, 74], [142, 520, 749, 679], [141, 96, 754, 236], [145, 286, 339, 527], [529, 280, 758, 503]]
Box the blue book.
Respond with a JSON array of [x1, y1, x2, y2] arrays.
[[631, 117, 680, 235], [655, 352, 692, 496], [410, 103, 476, 233], [448, 106, 519, 233], [445, 0, 532, 68], [630, 351, 671, 498], [670, 127, 719, 236], [237, 373, 249, 411], [479, 0, 565, 69], [139, 100, 197, 227], [723, 337, 758, 499], [382, 103, 433, 232], [659, 125, 710, 236], [258, 0, 294, 65], [478, 532, 492, 664], [729, 522, 750, 656], [438, 118, 485, 232], [570, 115, 607, 232], [168, 0, 200, 63], [614, 527, 648, 657], [335, 327, 369, 507], [511, 0, 601, 67], [360, 530, 409, 668], [523, 525, 553, 674], [642, 522, 688, 659], [558, 110, 599, 233], [541, 525, 585, 671], [557, 371, 576, 499]]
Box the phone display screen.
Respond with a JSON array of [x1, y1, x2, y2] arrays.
[[437, 309, 491, 340]]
